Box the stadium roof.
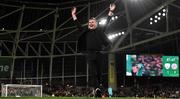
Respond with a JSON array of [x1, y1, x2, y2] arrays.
[[0, 0, 180, 86], [0, 0, 180, 55]]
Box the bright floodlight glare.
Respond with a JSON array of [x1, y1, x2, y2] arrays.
[[162, 13, 166, 16], [115, 34, 118, 37], [108, 35, 113, 40], [118, 32, 122, 36], [163, 9, 166, 12], [111, 17, 115, 21], [154, 20, 157, 23], [150, 18, 153, 21], [150, 22, 153, 25], [99, 19, 107, 25], [115, 16, 118, 19], [112, 34, 116, 38], [122, 31, 125, 35], [155, 15, 158, 18], [158, 17, 161, 20], [158, 12, 161, 16]]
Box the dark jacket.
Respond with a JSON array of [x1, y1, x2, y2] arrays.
[[75, 16, 112, 52]]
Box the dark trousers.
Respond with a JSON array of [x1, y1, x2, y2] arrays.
[[87, 51, 103, 88]]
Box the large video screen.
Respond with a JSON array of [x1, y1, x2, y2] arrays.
[[126, 54, 179, 77]]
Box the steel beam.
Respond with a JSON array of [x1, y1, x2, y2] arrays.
[[0, 8, 22, 20], [112, 0, 176, 51], [134, 27, 163, 34], [11, 5, 25, 83], [114, 29, 180, 52], [49, 8, 58, 86], [0, 41, 12, 55]]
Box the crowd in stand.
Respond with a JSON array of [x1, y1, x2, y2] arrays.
[[43, 83, 180, 98], [113, 85, 180, 98], [1, 80, 180, 98], [44, 84, 95, 97]]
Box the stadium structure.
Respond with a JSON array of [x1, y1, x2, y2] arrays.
[[0, 0, 180, 98]]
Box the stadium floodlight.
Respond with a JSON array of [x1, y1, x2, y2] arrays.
[[158, 17, 161, 20], [158, 12, 161, 16], [154, 20, 157, 23], [108, 35, 113, 40], [99, 18, 107, 25], [112, 17, 114, 20], [150, 18, 153, 21], [149, 8, 167, 25], [110, 16, 119, 21], [122, 31, 125, 35], [108, 31, 125, 40], [163, 9, 166, 12], [162, 13, 166, 16], [108, 34, 116, 40], [118, 32, 122, 36], [112, 34, 116, 38], [155, 15, 158, 18], [150, 22, 153, 25], [111, 34, 114, 37]]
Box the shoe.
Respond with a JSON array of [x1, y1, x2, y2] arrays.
[[95, 88, 102, 97]]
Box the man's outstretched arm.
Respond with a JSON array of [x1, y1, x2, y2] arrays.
[[71, 7, 83, 32], [106, 3, 116, 24], [101, 3, 116, 50]]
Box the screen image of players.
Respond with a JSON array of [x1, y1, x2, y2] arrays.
[[126, 54, 163, 76]]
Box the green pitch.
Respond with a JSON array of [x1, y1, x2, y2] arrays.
[[0, 97, 170, 99]]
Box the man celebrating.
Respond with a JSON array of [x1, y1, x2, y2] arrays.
[[71, 3, 116, 96]]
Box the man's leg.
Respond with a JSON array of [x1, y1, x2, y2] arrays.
[[96, 52, 103, 87], [88, 52, 103, 88], [88, 60, 98, 88]]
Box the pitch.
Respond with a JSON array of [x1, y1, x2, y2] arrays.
[[0, 97, 170, 99]]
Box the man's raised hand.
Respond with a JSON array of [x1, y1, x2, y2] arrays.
[[71, 7, 76, 16], [71, 7, 77, 20], [110, 3, 116, 12]]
